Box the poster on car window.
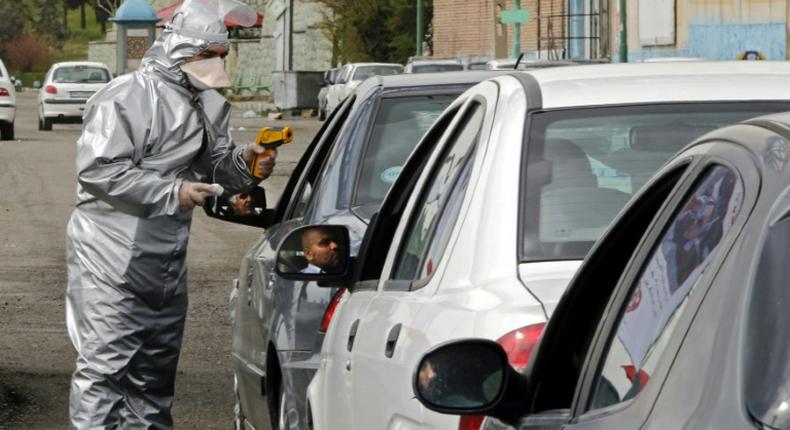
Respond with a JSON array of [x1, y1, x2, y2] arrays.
[[616, 167, 742, 369]]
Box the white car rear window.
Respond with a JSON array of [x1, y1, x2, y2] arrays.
[[53, 66, 110, 84]]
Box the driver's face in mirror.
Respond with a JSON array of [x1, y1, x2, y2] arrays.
[[227, 187, 266, 217], [301, 227, 343, 273]]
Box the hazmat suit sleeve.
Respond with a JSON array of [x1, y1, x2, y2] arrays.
[[191, 89, 258, 194], [75, 82, 182, 218]]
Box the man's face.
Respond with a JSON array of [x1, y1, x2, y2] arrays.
[[231, 193, 253, 216], [187, 44, 229, 63], [303, 228, 341, 271]]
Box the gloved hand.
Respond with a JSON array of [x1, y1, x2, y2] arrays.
[[243, 144, 278, 180], [178, 180, 219, 211]]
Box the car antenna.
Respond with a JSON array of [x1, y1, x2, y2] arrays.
[[514, 53, 525, 70]]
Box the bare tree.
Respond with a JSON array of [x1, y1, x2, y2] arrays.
[[92, 0, 122, 16]]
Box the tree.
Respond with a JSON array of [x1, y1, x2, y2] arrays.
[[39, 0, 69, 49], [66, 0, 90, 29], [4, 34, 49, 72], [0, 2, 34, 58], [313, 0, 433, 65]]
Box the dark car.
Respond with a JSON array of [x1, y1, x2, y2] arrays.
[[410, 111, 790, 430], [206, 71, 506, 430]]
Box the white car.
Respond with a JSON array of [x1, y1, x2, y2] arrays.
[[38, 61, 112, 131], [0, 58, 16, 140], [324, 63, 403, 115], [284, 62, 790, 430]]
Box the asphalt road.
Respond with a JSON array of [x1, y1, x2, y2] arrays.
[[0, 91, 317, 429]]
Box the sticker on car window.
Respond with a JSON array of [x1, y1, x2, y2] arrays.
[[381, 166, 402, 184]]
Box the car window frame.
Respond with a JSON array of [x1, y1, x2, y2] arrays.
[[349, 85, 474, 215], [279, 95, 357, 222], [572, 150, 760, 422], [352, 99, 468, 287], [383, 96, 489, 292]]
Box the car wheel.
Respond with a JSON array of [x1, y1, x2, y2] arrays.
[[0, 121, 13, 140], [41, 117, 52, 131], [318, 108, 326, 121]]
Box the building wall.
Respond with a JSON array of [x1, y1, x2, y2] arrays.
[[621, 0, 788, 61], [432, 0, 583, 61], [89, 0, 332, 87]]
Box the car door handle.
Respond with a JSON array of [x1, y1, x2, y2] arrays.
[[347, 319, 360, 352], [384, 324, 401, 358]]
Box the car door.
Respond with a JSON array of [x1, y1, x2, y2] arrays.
[[233, 96, 356, 427], [346, 86, 499, 429], [516, 143, 759, 429], [316, 94, 473, 429]]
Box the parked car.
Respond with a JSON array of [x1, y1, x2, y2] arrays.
[[286, 62, 790, 430], [404, 57, 464, 73], [204, 71, 506, 430], [37, 61, 112, 131], [0, 58, 16, 140], [412, 110, 790, 430], [324, 63, 403, 116], [317, 68, 339, 121]]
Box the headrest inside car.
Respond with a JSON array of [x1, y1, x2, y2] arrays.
[[629, 124, 717, 152]]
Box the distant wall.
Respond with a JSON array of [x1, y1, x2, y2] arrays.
[[91, 0, 332, 85]]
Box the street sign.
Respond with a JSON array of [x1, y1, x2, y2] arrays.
[[501, 9, 530, 24]]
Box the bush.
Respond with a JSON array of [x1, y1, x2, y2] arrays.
[[3, 34, 49, 72]]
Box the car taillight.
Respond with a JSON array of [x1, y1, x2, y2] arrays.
[[496, 322, 546, 371], [44, 85, 58, 95], [319, 288, 346, 333], [0, 88, 9, 97], [458, 322, 546, 430], [458, 415, 485, 430]]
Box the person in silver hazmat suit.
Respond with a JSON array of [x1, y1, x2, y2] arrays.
[[65, 0, 270, 428]]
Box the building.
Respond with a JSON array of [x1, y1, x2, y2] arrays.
[[432, 0, 790, 62], [90, 0, 332, 91]]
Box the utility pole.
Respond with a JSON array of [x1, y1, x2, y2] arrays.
[[416, 0, 424, 56], [618, 0, 627, 62], [512, 0, 521, 58]]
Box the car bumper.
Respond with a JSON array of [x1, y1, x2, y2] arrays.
[[0, 104, 15, 122], [42, 98, 87, 119]]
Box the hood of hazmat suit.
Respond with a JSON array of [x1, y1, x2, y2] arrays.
[[65, 1, 258, 428]]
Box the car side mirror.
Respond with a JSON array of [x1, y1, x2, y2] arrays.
[[413, 339, 529, 425], [276, 225, 353, 284], [202, 185, 274, 228]]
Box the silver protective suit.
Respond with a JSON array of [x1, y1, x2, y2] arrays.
[[65, 1, 257, 428]]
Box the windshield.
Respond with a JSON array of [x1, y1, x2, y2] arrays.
[[412, 64, 464, 73], [520, 102, 790, 261], [352, 66, 402, 81], [354, 93, 458, 209], [53, 66, 111, 84]]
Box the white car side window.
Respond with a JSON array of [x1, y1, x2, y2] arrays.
[[390, 103, 485, 288]]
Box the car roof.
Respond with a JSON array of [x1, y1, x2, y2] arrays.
[[520, 61, 790, 109], [354, 70, 509, 95], [409, 59, 463, 65], [50, 61, 110, 69], [348, 62, 402, 68]]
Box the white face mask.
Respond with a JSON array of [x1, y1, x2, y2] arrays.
[[180, 56, 231, 90]]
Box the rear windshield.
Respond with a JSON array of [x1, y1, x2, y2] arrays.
[[352, 66, 402, 81], [412, 64, 464, 73], [354, 93, 458, 208], [53, 66, 111, 84], [520, 102, 790, 261]]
